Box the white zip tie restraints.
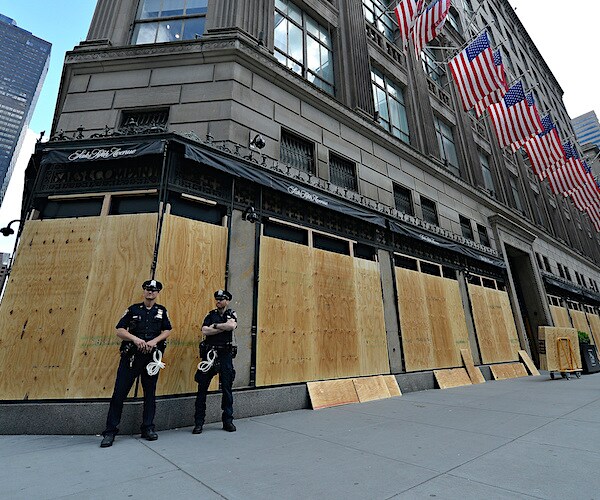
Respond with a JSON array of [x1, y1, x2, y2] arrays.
[[197, 347, 217, 372], [146, 349, 166, 376]]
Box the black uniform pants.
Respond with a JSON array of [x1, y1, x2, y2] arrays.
[[103, 354, 159, 436], [194, 351, 235, 426]]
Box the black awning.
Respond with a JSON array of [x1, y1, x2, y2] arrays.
[[389, 219, 506, 268], [184, 144, 387, 227], [40, 140, 165, 165], [542, 273, 600, 303]]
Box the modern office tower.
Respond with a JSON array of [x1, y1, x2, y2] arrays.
[[573, 111, 600, 149], [0, 14, 51, 205], [1, 0, 599, 413]]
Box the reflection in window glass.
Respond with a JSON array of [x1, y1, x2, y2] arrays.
[[132, 0, 208, 44], [362, 0, 397, 42], [434, 117, 459, 176], [274, 0, 334, 95], [371, 68, 410, 143]]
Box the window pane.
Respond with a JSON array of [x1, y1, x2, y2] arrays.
[[288, 1, 302, 24], [139, 0, 161, 19], [306, 18, 320, 39], [182, 16, 205, 40], [156, 20, 183, 42], [185, 0, 208, 15], [306, 36, 320, 71], [162, 0, 185, 17], [289, 24, 303, 63], [319, 49, 334, 84], [274, 15, 288, 51], [132, 23, 157, 44], [275, 0, 287, 15]]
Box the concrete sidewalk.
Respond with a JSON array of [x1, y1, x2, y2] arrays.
[[2, 372, 600, 499]]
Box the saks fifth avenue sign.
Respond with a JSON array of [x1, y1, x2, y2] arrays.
[[68, 147, 139, 161], [287, 185, 329, 206]]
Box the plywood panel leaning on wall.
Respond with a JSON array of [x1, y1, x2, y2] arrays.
[[155, 214, 227, 395], [538, 326, 582, 371], [550, 305, 571, 328], [66, 214, 157, 398], [587, 313, 600, 346], [256, 236, 389, 386], [570, 310, 590, 336], [468, 284, 520, 364], [396, 268, 470, 372], [0, 218, 100, 399]]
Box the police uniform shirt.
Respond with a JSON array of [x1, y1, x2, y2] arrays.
[[202, 308, 237, 346], [117, 303, 172, 341]]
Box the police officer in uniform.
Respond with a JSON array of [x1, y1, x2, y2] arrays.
[[193, 289, 237, 434], [100, 280, 172, 448]]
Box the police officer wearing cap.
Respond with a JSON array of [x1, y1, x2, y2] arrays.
[[193, 289, 238, 434], [100, 280, 172, 448]]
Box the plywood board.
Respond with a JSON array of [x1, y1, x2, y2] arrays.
[[550, 305, 572, 328], [587, 313, 600, 347], [460, 349, 485, 384], [518, 350, 540, 376], [538, 327, 582, 372], [66, 214, 157, 398], [490, 363, 528, 380], [570, 310, 590, 336], [396, 268, 470, 372], [433, 368, 472, 389], [382, 375, 402, 397], [353, 375, 391, 402], [154, 215, 227, 395], [0, 218, 102, 399], [307, 379, 359, 409], [256, 236, 389, 386], [468, 284, 520, 364]]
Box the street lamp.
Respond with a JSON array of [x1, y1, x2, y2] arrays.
[[0, 219, 21, 237]]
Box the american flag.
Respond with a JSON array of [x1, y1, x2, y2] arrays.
[[474, 50, 507, 117], [411, 0, 451, 56], [488, 81, 542, 150], [509, 92, 543, 152], [449, 32, 506, 111], [546, 143, 589, 195], [394, 0, 424, 48], [523, 115, 565, 179]]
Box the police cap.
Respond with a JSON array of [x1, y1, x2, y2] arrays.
[[214, 289, 232, 301], [142, 279, 163, 291]]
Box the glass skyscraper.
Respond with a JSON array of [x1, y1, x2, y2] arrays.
[[572, 111, 600, 149], [0, 14, 51, 205]]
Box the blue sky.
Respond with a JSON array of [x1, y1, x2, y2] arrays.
[[1, 1, 97, 133]]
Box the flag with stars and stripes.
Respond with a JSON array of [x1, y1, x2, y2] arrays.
[[394, 0, 424, 49], [523, 115, 566, 179], [474, 50, 507, 116], [449, 32, 506, 111], [546, 143, 589, 195], [488, 81, 542, 150], [411, 0, 451, 56]]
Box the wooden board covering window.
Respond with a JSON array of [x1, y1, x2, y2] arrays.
[[467, 284, 520, 364], [586, 313, 600, 346], [538, 326, 582, 372], [0, 215, 156, 399], [550, 305, 571, 328], [570, 310, 590, 336], [256, 236, 389, 386], [154, 214, 227, 395], [396, 268, 470, 372]]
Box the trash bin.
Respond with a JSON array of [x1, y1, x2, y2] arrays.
[[579, 343, 600, 374]]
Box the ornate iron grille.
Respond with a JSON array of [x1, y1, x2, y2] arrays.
[[171, 159, 231, 202], [329, 154, 357, 192], [119, 109, 169, 134], [393, 184, 413, 215], [280, 131, 314, 173]]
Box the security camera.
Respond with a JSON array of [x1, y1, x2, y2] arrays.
[[242, 206, 260, 224], [249, 134, 266, 150]]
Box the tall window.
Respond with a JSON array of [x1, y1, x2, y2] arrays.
[[434, 117, 460, 176], [363, 0, 397, 42], [477, 224, 490, 246], [280, 130, 314, 173], [393, 184, 413, 215], [421, 46, 447, 87], [132, 0, 208, 44], [274, 0, 334, 95], [371, 68, 410, 143], [509, 176, 524, 212], [329, 153, 358, 191], [459, 215, 474, 240], [420, 196, 439, 225], [479, 151, 495, 195]]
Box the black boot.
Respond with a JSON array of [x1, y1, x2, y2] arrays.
[[141, 429, 158, 441], [100, 434, 115, 448], [223, 421, 236, 432], [192, 425, 203, 434]]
